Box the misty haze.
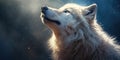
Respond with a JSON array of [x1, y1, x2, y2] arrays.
[[0, 0, 120, 60]]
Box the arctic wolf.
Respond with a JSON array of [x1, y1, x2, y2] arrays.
[[40, 3, 120, 60]]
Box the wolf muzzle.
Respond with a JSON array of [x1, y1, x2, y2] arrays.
[[41, 6, 61, 25]]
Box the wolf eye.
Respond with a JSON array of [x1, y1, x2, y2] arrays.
[[63, 9, 70, 13]]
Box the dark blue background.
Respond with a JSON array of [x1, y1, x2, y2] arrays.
[[0, 0, 120, 60]]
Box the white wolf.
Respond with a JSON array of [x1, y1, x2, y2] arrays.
[[40, 3, 120, 60]]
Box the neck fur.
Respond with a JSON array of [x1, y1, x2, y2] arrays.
[[48, 21, 120, 60]]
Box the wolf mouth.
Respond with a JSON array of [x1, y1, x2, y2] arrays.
[[42, 15, 60, 25]]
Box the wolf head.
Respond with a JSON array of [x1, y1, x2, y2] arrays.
[[41, 3, 97, 43]]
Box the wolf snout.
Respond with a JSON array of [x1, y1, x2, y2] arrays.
[[41, 6, 48, 14]]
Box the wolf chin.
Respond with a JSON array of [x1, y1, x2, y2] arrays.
[[40, 3, 120, 60]]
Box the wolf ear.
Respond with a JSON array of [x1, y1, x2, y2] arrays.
[[84, 3, 97, 21]]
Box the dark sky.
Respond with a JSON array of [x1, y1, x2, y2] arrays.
[[0, 0, 120, 60]]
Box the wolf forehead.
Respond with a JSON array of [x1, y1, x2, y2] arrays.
[[62, 3, 84, 8], [59, 3, 91, 18], [59, 3, 85, 11]]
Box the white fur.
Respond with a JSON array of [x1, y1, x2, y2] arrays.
[[41, 3, 120, 60]]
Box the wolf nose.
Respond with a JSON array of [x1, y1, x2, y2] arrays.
[[41, 6, 48, 14]]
